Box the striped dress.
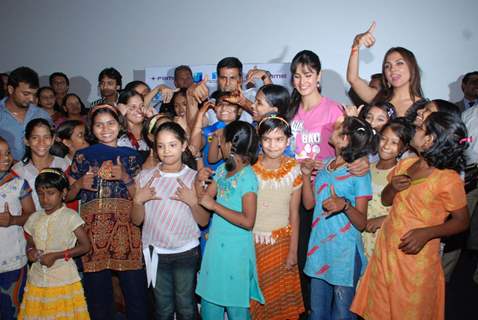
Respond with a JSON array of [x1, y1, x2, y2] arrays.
[[135, 164, 200, 286]]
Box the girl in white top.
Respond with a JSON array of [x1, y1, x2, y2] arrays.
[[12, 119, 69, 210], [132, 121, 209, 319], [0, 137, 35, 320]]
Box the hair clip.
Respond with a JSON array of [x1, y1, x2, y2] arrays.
[[258, 114, 289, 129], [148, 114, 163, 134], [459, 137, 473, 144], [90, 104, 118, 115], [356, 127, 366, 132], [40, 168, 64, 176]]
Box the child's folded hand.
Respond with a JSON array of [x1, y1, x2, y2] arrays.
[[322, 185, 347, 216], [391, 174, 411, 192], [199, 194, 216, 211], [398, 228, 431, 254], [26, 247, 41, 263], [39, 253, 57, 268]]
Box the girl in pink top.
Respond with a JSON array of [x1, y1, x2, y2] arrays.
[[288, 50, 343, 161]]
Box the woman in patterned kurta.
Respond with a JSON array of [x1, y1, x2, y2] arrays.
[[351, 113, 470, 320], [67, 105, 149, 320]]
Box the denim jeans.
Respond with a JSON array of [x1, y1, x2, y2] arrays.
[[0, 265, 27, 320], [152, 246, 199, 320], [83, 268, 150, 320], [201, 299, 250, 320], [310, 250, 362, 320]]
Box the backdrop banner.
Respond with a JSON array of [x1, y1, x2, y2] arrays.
[[145, 63, 292, 97]]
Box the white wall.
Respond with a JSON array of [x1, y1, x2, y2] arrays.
[[1, 0, 477, 104]]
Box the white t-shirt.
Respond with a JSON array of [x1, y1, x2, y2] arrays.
[[13, 156, 69, 210]]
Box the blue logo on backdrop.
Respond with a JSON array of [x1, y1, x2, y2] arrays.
[[193, 72, 203, 83]]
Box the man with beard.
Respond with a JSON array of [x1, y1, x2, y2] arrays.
[[90, 67, 122, 108], [0, 67, 51, 160]]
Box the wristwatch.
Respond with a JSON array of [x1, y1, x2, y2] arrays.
[[341, 197, 352, 212]]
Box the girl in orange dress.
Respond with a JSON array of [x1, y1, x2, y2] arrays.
[[350, 112, 470, 320]]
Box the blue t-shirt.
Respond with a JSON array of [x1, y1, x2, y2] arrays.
[[304, 157, 372, 287], [202, 121, 226, 170]]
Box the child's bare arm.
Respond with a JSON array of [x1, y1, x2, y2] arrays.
[[207, 130, 224, 164], [286, 188, 301, 269], [39, 225, 91, 268], [381, 175, 411, 206], [300, 159, 316, 210], [199, 191, 257, 230]]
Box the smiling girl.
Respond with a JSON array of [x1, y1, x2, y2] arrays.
[[67, 104, 149, 320], [13, 119, 69, 210]]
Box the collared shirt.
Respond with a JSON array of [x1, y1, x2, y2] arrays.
[[464, 98, 477, 110], [462, 105, 478, 164], [12, 156, 69, 210], [24, 206, 85, 287], [0, 98, 52, 160]]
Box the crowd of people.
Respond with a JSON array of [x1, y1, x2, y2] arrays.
[[0, 23, 477, 320]]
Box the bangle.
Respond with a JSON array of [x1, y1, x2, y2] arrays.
[[351, 46, 359, 54], [63, 249, 71, 261]]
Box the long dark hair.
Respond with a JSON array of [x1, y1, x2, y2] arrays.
[[288, 50, 322, 121], [22, 118, 54, 164], [50, 120, 85, 158], [421, 112, 468, 173], [372, 47, 423, 106], [224, 121, 259, 171], [340, 117, 376, 163], [258, 84, 291, 120]]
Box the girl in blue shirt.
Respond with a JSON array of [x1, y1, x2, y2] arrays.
[[301, 116, 375, 320], [195, 121, 264, 319]]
